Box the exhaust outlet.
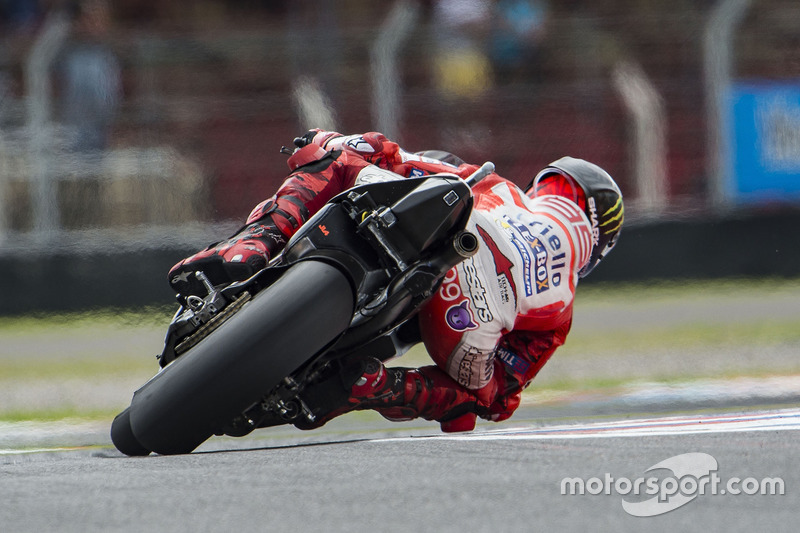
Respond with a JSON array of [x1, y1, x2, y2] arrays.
[[453, 231, 479, 258]]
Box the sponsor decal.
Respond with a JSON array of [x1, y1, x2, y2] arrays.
[[527, 221, 566, 288], [462, 259, 493, 323], [588, 197, 600, 246], [264, 229, 287, 245], [504, 216, 538, 243], [496, 346, 530, 374], [318, 224, 330, 236], [439, 264, 493, 324], [439, 268, 461, 302], [529, 236, 549, 293], [497, 218, 533, 297], [476, 225, 518, 307], [171, 271, 191, 285], [399, 149, 458, 168], [455, 346, 494, 388], [409, 168, 425, 177], [445, 300, 478, 331], [501, 214, 570, 293], [345, 136, 375, 153], [389, 368, 404, 387], [354, 166, 403, 185], [601, 196, 624, 234], [242, 223, 286, 246], [551, 252, 565, 288], [439, 267, 482, 331], [497, 275, 513, 305]]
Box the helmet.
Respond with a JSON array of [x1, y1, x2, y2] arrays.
[[526, 156, 624, 278]]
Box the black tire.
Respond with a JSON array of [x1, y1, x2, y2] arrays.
[[110, 407, 151, 456], [122, 260, 354, 455]]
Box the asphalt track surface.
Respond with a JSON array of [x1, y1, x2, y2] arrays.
[[2, 405, 799, 533], [3, 283, 799, 532]]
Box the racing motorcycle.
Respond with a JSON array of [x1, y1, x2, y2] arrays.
[[111, 161, 495, 456]]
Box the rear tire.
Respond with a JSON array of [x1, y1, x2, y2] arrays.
[[110, 407, 151, 456], [122, 260, 354, 455]]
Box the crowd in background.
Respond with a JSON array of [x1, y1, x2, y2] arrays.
[[0, 0, 798, 228]]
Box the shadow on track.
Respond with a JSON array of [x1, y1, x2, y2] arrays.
[[99, 436, 378, 458]]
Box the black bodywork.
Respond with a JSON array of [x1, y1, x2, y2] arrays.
[[133, 171, 484, 446]]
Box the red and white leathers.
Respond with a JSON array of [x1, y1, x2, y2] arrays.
[[413, 173, 593, 426], [169, 130, 594, 432]]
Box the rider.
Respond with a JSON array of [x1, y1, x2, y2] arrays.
[[168, 130, 624, 432]]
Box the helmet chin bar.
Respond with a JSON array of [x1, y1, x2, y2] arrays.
[[578, 229, 620, 278], [578, 249, 602, 278]]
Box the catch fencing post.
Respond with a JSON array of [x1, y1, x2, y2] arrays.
[[613, 60, 668, 216], [703, 0, 752, 211], [370, 0, 420, 141], [25, 12, 70, 240]]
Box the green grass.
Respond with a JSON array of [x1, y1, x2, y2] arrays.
[[0, 305, 174, 335], [0, 355, 154, 380], [524, 368, 797, 396], [2, 278, 799, 421], [0, 407, 120, 423], [575, 276, 800, 302], [561, 318, 800, 355]]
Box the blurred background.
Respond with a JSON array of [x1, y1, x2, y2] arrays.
[[0, 0, 798, 313], [1, 0, 799, 434]]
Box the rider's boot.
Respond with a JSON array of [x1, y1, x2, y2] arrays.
[[293, 358, 407, 430], [373, 364, 495, 432], [295, 358, 493, 433], [167, 222, 282, 296]]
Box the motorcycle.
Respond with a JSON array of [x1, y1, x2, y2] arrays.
[[111, 161, 495, 456]]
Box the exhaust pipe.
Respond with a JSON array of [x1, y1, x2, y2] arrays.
[[453, 230, 479, 258]]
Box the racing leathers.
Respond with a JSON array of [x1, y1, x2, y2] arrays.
[[168, 131, 594, 432]]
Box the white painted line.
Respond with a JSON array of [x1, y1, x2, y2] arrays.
[[376, 408, 800, 442], [0, 447, 78, 455]]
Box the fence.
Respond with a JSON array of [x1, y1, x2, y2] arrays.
[[0, 0, 798, 293]]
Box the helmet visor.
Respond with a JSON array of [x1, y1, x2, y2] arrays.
[[530, 173, 587, 211]]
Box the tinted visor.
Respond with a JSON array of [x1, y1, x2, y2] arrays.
[[530, 173, 587, 211]]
